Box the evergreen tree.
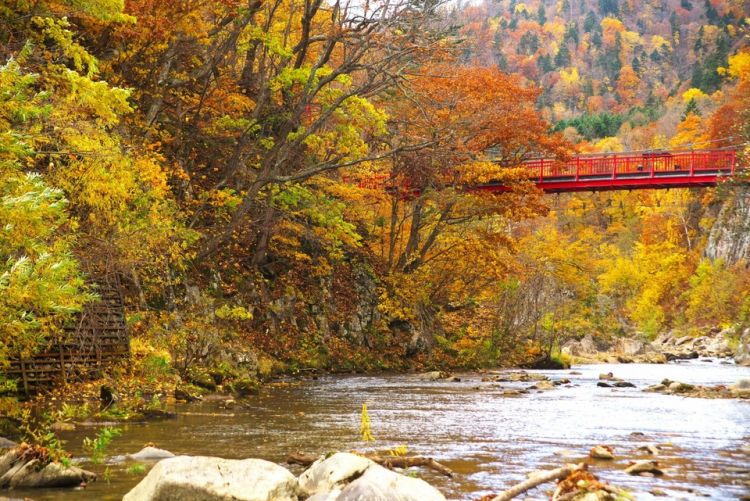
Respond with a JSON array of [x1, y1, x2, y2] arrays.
[[583, 78, 595, 96], [694, 26, 704, 52], [537, 54, 553, 73], [565, 22, 580, 44], [680, 0, 693, 10], [632, 55, 641, 73], [670, 11, 680, 39], [598, 0, 619, 16], [537, 5, 546, 25], [591, 30, 603, 49], [704, 0, 718, 22], [682, 98, 701, 120], [555, 43, 571, 67], [519, 31, 540, 55], [584, 11, 598, 32]]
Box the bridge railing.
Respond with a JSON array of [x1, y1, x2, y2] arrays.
[[525, 149, 737, 183], [341, 148, 738, 194]]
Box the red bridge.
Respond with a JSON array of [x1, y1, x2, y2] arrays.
[[490, 148, 739, 193], [354, 148, 740, 194]]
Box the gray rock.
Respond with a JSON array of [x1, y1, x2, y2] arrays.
[[705, 186, 750, 265], [122, 456, 298, 501], [589, 445, 615, 460], [128, 446, 176, 461], [0, 438, 17, 450], [307, 490, 343, 501], [624, 460, 663, 476], [417, 371, 441, 381], [614, 381, 636, 388], [730, 379, 750, 398], [674, 336, 693, 346], [653, 333, 673, 345], [668, 382, 695, 393], [298, 453, 374, 497], [736, 328, 750, 366], [0, 456, 95, 488], [336, 462, 446, 501], [562, 334, 606, 356], [50, 422, 75, 432], [617, 339, 647, 356]]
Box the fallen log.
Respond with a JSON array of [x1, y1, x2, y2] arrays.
[[490, 464, 579, 501], [287, 452, 454, 477]]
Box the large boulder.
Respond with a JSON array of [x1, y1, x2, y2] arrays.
[[298, 453, 374, 497], [730, 379, 750, 398], [128, 446, 175, 461], [562, 334, 605, 357], [616, 338, 647, 356], [336, 462, 446, 501], [122, 456, 298, 501], [0, 438, 16, 450], [0, 449, 95, 488], [736, 328, 750, 366], [297, 452, 446, 501]]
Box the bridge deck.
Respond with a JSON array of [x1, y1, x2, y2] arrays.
[[514, 149, 737, 193], [354, 148, 740, 194]]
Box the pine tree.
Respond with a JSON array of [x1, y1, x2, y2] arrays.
[[584, 11, 598, 32], [537, 5, 546, 25], [555, 43, 571, 67], [682, 98, 701, 120], [598, 0, 619, 16]]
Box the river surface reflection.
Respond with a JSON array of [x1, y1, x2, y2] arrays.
[[15, 360, 750, 500]]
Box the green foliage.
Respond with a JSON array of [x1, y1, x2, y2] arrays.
[[0, 58, 93, 366], [126, 463, 147, 475], [83, 426, 121, 464], [554, 112, 624, 140]]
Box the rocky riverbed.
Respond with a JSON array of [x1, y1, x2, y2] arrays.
[[4, 360, 749, 500], [561, 326, 750, 365]]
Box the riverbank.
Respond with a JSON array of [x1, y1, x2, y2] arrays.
[[3, 360, 748, 500], [561, 326, 750, 366]]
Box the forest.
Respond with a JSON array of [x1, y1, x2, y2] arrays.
[[1, 0, 749, 385], [0, 0, 749, 494]]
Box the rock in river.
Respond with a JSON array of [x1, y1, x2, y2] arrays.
[[298, 452, 373, 497], [337, 461, 446, 501], [624, 460, 663, 476], [122, 456, 298, 501], [589, 445, 615, 460], [128, 446, 175, 461], [298, 452, 446, 501], [0, 448, 96, 488], [736, 328, 750, 366], [730, 379, 750, 398]]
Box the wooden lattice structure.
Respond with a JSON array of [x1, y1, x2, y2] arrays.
[[4, 273, 129, 394]]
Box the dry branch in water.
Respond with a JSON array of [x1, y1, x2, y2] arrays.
[[490, 464, 580, 501], [287, 452, 454, 477]]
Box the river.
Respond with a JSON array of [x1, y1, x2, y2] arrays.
[[15, 360, 750, 500]]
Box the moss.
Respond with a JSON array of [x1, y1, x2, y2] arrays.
[[227, 377, 260, 397]]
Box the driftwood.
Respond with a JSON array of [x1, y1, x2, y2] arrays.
[[287, 452, 454, 477], [490, 464, 579, 501]]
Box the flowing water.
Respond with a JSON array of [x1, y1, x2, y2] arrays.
[[13, 360, 750, 500]]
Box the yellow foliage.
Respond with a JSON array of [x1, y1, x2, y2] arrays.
[[682, 88, 707, 103], [727, 50, 750, 82], [593, 137, 624, 152], [670, 114, 710, 149], [560, 67, 580, 86]]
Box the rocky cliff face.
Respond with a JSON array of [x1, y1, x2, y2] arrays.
[[705, 187, 750, 265]]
